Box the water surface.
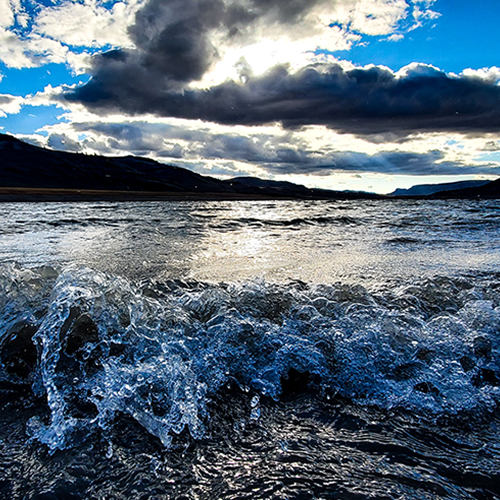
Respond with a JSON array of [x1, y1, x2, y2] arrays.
[[0, 199, 499, 499]]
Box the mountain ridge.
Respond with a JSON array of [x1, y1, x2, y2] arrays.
[[390, 180, 491, 196], [0, 133, 380, 200], [0, 133, 498, 200]]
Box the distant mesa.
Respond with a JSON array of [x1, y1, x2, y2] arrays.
[[428, 177, 500, 199], [389, 178, 500, 199], [390, 180, 491, 196], [0, 133, 498, 200]]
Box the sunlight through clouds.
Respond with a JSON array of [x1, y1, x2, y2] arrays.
[[0, 0, 498, 193]]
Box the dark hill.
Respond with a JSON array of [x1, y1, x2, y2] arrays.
[[223, 176, 375, 199], [0, 134, 380, 200], [0, 133, 498, 200], [0, 133, 229, 193], [390, 180, 490, 196], [430, 177, 500, 199]]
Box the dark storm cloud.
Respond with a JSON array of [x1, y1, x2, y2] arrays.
[[57, 0, 500, 137], [126, 0, 223, 86], [260, 149, 500, 177], [67, 0, 326, 103], [67, 60, 500, 136], [64, 0, 500, 137], [64, 121, 500, 177]]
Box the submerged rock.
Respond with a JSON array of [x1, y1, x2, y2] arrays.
[[280, 368, 321, 396], [0, 321, 38, 379], [473, 336, 492, 359]]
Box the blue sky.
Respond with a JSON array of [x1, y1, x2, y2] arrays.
[[1, 0, 499, 193], [342, 0, 500, 73]]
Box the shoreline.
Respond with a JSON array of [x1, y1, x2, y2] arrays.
[[0, 187, 286, 202], [0, 187, 497, 202], [0, 187, 386, 202]]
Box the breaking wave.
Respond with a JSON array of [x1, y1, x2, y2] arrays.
[[1, 263, 499, 452]]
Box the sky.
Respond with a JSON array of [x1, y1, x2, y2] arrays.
[[0, 0, 500, 193]]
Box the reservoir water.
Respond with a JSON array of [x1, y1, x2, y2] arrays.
[[0, 199, 499, 499]]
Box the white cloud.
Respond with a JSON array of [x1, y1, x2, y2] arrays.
[[461, 67, 500, 85], [412, 0, 440, 28], [0, 92, 24, 117], [395, 61, 442, 78], [0, 0, 28, 30], [0, 0, 143, 70], [0, 17, 71, 69], [349, 0, 409, 36], [387, 33, 404, 41], [319, 0, 440, 37], [0, 29, 35, 68], [196, 35, 360, 88], [34, 0, 144, 48], [193, 1, 440, 87]]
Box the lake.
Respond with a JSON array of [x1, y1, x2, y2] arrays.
[[0, 199, 499, 499]]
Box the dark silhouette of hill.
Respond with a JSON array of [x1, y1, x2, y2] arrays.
[[0, 133, 379, 200], [0, 133, 228, 193], [390, 180, 490, 196], [429, 177, 500, 199], [222, 176, 378, 199], [0, 133, 498, 200]]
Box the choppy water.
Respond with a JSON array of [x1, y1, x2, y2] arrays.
[[0, 199, 499, 499]]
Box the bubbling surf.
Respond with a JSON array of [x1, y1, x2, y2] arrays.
[[1, 263, 498, 453]]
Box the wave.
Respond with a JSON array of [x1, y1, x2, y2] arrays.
[[1, 264, 499, 451], [213, 215, 361, 230], [385, 237, 420, 244]]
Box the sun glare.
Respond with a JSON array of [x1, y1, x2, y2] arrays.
[[194, 40, 313, 89]]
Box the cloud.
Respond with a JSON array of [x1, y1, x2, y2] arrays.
[[260, 149, 500, 177], [342, 0, 409, 36], [61, 0, 444, 111], [68, 0, 342, 93], [34, 0, 143, 48], [0, 0, 71, 69], [483, 140, 500, 152], [0, 93, 24, 117], [0, 0, 440, 77], [0, 0, 16, 30], [67, 61, 500, 137], [461, 67, 500, 85], [411, 0, 440, 30], [0, 0, 142, 71], [36, 118, 500, 180], [46, 132, 83, 152], [386, 33, 404, 42]]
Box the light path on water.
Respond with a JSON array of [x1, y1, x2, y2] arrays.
[[0, 199, 498, 284]]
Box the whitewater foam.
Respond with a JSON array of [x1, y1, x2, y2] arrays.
[[1, 264, 498, 451]]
